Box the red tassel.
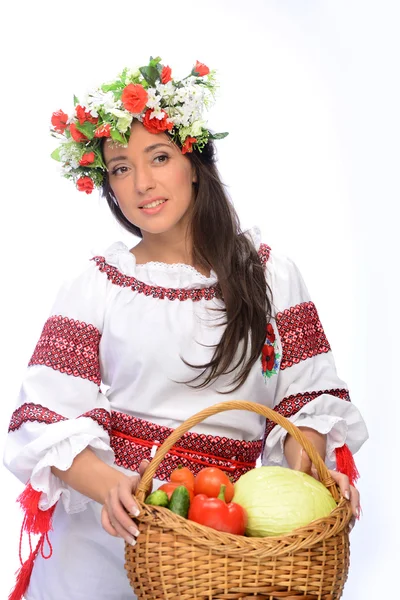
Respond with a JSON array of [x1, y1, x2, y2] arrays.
[[9, 483, 56, 600], [8, 536, 41, 600], [335, 444, 360, 486], [17, 484, 55, 535]]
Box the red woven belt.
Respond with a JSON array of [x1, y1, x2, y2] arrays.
[[110, 411, 262, 482]]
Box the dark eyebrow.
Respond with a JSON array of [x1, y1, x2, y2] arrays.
[[105, 143, 172, 167], [144, 143, 172, 153]]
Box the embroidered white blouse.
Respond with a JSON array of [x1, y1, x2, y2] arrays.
[[3, 227, 368, 600]]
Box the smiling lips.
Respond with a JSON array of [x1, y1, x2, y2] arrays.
[[139, 197, 167, 209]]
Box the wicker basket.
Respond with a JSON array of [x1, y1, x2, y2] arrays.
[[125, 401, 353, 599]]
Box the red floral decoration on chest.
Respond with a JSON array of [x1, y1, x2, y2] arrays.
[[261, 322, 280, 379]]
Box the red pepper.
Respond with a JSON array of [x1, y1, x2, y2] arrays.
[[188, 484, 247, 535]]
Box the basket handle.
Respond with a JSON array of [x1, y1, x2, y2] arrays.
[[135, 400, 339, 502]]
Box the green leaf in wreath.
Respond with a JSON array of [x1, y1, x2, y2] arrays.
[[73, 95, 79, 106], [209, 132, 229, 140], [149, 56, 162, 68], [139, 66, 160, 87], [51, 147, 62, 161], [102, 82, 123, 93], [75, 121, 97, 140], [110, 128, 126, 144]]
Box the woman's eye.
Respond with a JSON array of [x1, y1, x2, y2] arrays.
[[111, 166, 128, 176], [154, 154, 168, 164]]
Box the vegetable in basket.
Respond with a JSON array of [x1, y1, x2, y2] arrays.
[[233, 465, 337, 537], [193, 466, 235, 502], [144, 489, 169, 507], [170, 465, 195, 490], [188, 484, 247, 535], [159, 481, 195, 502], [169, 485, 191, 518]]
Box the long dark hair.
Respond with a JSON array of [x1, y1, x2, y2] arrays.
[[101, 139, 273, 393]]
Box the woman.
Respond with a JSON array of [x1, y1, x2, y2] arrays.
[[4, 57, 368, 600]]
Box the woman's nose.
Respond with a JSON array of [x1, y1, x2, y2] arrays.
[[135, 164, 155, 194]]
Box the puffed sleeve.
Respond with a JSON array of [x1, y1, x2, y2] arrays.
[[3, 258, 114, 514], [261, 249, 369, 476]]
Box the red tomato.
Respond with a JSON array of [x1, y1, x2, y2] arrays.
[[170, 466, 195, 490], [194, 467, 234, 502], [158, 482, 194, 502]]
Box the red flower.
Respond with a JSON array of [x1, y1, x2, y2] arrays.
[[161, 65, 172, 84], [51, 109, 68, 133], [266, 323, 275, 343], [182, 136, 197, 154], [79, 152, 95, 166], [69, 123, 88, 142], [75, 105, 98, 125], [142, 109, 173, 135], [76, 176, 94, 194], [193, 60, 209, 77], [94, 124, 111, 138], [261, 344, 275, 372], [121, 83, 148, 113]]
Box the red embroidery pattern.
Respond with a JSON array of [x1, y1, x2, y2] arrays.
[[92, 256, 219, 302], [263, 388, 351, 440], [276, 302, 331, 370], [258, 243, 271, 267], [111, 411, 262, 482], [80, 408, 111, 435], [8, 403, 66, 431], [91, 243, 271, 302], [29, 316, 101, 385], [8, 403, 261, 482], [8, 402, 111, 435]]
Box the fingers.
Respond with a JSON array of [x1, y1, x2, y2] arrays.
[[138, 460, 153, 493], [118, 474, 141, 517], [295, 448, 313, 475], [138, 459, 150, 477], [102, 475, 142, 545], [328, 469, 360, 519], [101, 462, 155, 544], [101, 505, 119, 537], [348, 516, 356, 532]]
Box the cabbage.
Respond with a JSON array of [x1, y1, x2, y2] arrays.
[[233, 466, 337, 537]]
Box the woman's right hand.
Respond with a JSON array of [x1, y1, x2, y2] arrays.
[[101, 460, 150, 545]]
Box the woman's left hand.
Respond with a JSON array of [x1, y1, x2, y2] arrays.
[[296, 448, 360, 521]]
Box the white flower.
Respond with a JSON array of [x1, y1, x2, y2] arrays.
[[146, 88, 161, 110], [85, 89, 119, 116], [59, 141, 82, 169], [190, 119, 206, 137], [183, 75, 196, 86], [108, 108, 133, 133], [176, 87, 189, 102], [150, 107, 167, 121], [155, 81, 175, 98]]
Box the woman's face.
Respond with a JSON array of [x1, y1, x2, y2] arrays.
[[103, 121, 197, 237]]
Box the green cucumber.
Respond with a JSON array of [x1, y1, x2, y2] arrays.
[[144, 489, 169, 507], [169, 485, 190, 518]]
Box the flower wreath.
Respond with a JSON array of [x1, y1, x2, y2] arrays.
[[50, 57, 228, 194]]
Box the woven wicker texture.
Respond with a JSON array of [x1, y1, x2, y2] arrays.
[[125, 401, 353, 599]]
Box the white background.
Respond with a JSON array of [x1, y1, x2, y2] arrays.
[[1, 1, 398, 597]]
